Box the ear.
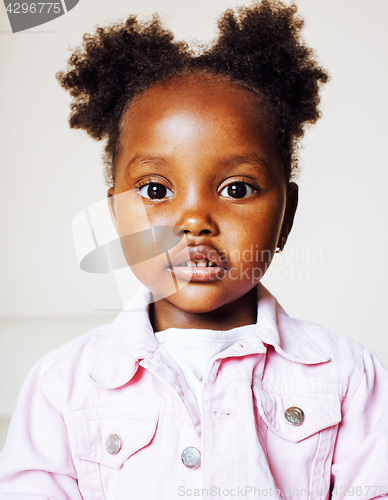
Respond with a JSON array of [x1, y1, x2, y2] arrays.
[[107, 187, 118, 232], [279, 182, 298, 246]]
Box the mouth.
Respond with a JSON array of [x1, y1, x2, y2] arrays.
[[169, 245, 227, 282]]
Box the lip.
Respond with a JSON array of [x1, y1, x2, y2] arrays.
[[169, 245, 227, 282]]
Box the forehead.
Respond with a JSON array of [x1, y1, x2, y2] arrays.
[[123, 75, 268, 135], [117, 74, 284, 177]]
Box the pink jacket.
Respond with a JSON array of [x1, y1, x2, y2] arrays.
[[1, 284, 388, 499]]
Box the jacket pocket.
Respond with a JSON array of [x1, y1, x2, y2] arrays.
[[253, 387, 342, 499], [67, 412, 159, 469], [253, 387, 341, 442]]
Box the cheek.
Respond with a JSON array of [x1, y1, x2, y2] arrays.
[[222, 196, 286, 280], [113, 192, 178, 245], [118, 231, 180, 301], [111, 191, 157, 269], [112, 190, 151, 233], [116, 207, 150, 237], [119, 230, 156, 266], [112, 196, 186, 299], [227, 194, 285, 245]]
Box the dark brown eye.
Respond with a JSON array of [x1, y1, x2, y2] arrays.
[[220, 182, 255, 199], [138, 182, 173, 200]]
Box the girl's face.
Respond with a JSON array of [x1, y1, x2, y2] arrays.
[[109, 75, 297, 324]]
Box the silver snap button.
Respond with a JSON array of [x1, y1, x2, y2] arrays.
[[105, 434, 122, 454], [181, 447, 201, 468], [285, 407, 304, 426]]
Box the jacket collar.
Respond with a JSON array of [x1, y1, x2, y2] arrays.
[[253, 284, 329, 365], [90, 284, 329, 389], [90, 286, 157, 388]]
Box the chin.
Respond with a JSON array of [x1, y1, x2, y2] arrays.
[[165, 286, 233, 314]]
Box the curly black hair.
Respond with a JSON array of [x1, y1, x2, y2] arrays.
[[57, 0, 329, 185]]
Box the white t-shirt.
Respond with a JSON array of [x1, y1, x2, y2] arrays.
[[155, 323, 256, 413]]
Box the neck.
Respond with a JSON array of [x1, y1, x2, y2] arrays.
[[149, 287, 258, 332]]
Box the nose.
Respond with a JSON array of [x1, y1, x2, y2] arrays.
[[173, 201, 219, 237]]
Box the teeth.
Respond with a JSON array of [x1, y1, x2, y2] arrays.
[[179, 259, 218, 267]]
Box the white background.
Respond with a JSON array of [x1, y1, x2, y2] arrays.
[[0, 0, 387, 441]]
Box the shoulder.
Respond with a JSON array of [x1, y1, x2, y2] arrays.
[[295, 317, 388, 399], [25, 323, 111, 407], [39, 323, 109, 371], [298, 318, 365, 368]]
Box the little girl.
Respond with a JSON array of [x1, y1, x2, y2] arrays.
[[1, 1, 388, 498]]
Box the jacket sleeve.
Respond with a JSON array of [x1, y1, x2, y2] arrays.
[[331, 348, 388, 499], [0, 357, 82, 500]]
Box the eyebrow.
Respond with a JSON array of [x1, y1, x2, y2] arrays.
[[125, 155, 167, 175], [219, 153, 271, 174]]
